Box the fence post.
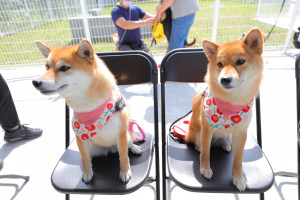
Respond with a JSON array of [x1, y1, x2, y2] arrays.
[[283, 0, 300, 53], [212, 0, 220, 42], [256, 0, 262, 18], [23, 0, 34, 28], [46, 0, 55, 22], [80, 0, 92, 42]]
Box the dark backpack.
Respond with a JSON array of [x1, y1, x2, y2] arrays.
[[294, 27, 300, 49]]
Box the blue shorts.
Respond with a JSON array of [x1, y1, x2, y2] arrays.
[[169, 13, 196, 51]]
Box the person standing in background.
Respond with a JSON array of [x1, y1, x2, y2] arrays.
[[155, 0, 200, 51]]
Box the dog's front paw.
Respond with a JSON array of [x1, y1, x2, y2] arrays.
[[82, 168, 93, 183], [233, 175, 246, 191], [120, 168, 132, 183], [200, 168, 213, 180], [222, 144, 232, 152], [130, 144, 142, 155]]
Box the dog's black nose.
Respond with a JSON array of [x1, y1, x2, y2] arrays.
[[32, 80, 41, 88], [221, 77, 232, 86]]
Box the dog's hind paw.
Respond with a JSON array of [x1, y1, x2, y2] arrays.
[[233, 175, 246, 191], [120, 169, 132, 183], [82, 169, 93, 183], [200, 168, 213, 180], [130, 144, 142, 155]]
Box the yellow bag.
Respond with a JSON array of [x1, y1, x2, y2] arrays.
[[152, 21, 164, 43]]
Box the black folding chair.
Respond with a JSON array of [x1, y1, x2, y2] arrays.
[[51, 51, 160, 200], [160, 48, 274, 199]]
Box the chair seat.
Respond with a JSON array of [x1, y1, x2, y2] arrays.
[[168, 133, 274, 193], [51, 133, 154, 195]]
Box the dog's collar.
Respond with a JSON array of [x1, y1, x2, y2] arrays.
[[203, 88, 254, 130]]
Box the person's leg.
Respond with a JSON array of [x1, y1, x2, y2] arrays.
[[0, 73, 20, 130], [139, 40, 149, 52], [169, 13, 196, 51], [0, 73, 43, 142], [119, 43, 133, 51]]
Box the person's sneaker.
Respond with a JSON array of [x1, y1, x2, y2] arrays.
[[4, 124, 43, 142]]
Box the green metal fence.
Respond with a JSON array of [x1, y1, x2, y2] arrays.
[[0, 0, 299, 69]]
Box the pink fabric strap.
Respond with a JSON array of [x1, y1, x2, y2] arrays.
[[75, 90, 121, 126], [214, 97, 250, 115], [75, 97, 113, 126]]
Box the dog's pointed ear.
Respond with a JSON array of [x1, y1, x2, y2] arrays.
[[202, 40, 219, 59], [243, 27, 264, 55], [35, 40, 52, 58], [76, 39, 94, 63]]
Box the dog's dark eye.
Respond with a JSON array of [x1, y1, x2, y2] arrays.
[[236, 59, 246, 66], [217, 62, 223, 68], [45, 64, 50, 70], [59, 65, 71, 72]]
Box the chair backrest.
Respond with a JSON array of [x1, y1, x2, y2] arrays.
[[96, 51, 157, 85], [160, 48, 208, 83]]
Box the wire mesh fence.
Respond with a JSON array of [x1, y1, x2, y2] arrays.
[[0, 0, 299, 69]]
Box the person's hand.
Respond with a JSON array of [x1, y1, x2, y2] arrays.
[[143, 18, 155, 27], [155, 13, 162, 22]]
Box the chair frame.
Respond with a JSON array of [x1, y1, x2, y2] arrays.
[[61, 50, 160, 200], [160, 48, 273, 200], [273, 54, 300, 200], [296, 54, 300, 200]]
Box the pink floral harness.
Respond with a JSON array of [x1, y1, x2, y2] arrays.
[[72, 90, 145, 141], [203, 89, 254, 130]]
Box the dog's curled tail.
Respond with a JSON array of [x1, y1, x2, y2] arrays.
[[184, 37, 197, 48]]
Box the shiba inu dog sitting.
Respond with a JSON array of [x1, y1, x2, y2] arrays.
[[33, 39, 141, 184], [185, 28, 264, 191]]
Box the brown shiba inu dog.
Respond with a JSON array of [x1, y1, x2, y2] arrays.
[[185, 28, 264, 191], [33, 39, 141, 184]]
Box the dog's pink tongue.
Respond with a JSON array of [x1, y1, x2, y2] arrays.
[[214, 97, 248, 115]]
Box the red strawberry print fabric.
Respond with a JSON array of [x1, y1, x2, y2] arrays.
[[72, 101, 115, 141], [203, 89, 254, 130]]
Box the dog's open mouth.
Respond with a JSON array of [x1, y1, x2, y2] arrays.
[[40, 84, 68, 95]]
